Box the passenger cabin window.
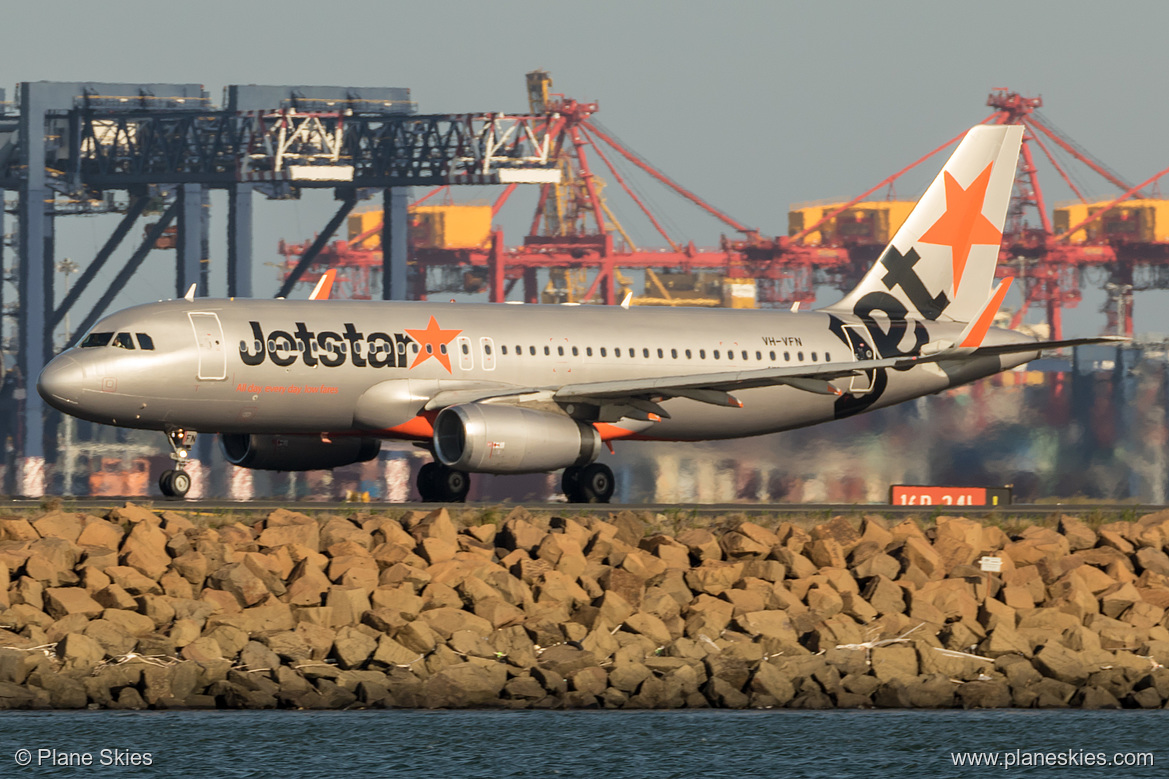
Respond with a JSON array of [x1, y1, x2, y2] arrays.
[[600, 348, 607, 357], [657, 348, 663, 358], [558, 346, 564, 356], [480, 337, 496, 371], [769, 351, 776, 361], [615, 348, 621, 357], [529, 346, 536, 355], [713, 350, 719, 359], [136, 333, 155, 350], [586, 347, 593, 357], [643, 348, 649, 358], [457, 336, 473, 371], [112, 333, 136, 350], [572, 346, 578, 356], [81, 332, 113, 348]]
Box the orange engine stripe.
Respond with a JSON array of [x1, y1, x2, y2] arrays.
[[594, 422, 642, 442], [352, 412, 437, 441], [364, 417, 644, 443]]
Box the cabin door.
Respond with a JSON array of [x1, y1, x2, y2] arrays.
[[842, 324, 878, 394], [188, 312, 227, 380]]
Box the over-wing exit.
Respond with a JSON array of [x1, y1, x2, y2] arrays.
[[37, 125, 1120, 502]]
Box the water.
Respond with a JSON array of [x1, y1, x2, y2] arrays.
[[0, 709, 1164, 778]]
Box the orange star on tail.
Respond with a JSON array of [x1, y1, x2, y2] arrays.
[[405, 316, 462, 372], [918, 162, 1001, 294]]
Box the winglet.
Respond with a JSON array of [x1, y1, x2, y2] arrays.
[[959, 277, 1012, 348], [183, 284, 196, 302], [309, 269, 337, 301]]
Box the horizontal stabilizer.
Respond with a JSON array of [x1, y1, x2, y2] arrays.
[[969, 335, 1128, 358]]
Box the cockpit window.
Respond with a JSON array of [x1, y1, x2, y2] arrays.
[[80, 332, 113, 348], [136, 333, 155, 350], [112, 333, 136, 350]]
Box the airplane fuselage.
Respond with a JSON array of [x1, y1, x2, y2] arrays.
[[39, 298, 1036, 443]]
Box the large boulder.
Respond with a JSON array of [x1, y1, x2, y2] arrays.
[[43, 587, 104, 619], [1033, 643, 1094, 686], [421, 662, 508, 708]]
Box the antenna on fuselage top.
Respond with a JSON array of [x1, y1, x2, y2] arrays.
[[183, 284, 196, 302]]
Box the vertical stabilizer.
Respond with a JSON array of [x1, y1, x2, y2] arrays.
[[827, 125, 1023, 323]]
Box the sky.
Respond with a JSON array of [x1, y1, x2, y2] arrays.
[[3, 0, 1168, 340]]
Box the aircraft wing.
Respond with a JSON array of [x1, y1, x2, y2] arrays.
[[552, 354, 922, 402]]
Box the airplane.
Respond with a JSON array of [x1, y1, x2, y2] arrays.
[[37, 124, 1122, 503]]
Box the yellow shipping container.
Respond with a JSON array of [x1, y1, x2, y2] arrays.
[[1057, 199, 1169, 244], [409, 205, 493, 250], [788, 206, 824, 245], [347, 210, 383, 249], [834, 201, 915, 244], [788, 201, 914, 246], [1054, 202, 1091, 243]]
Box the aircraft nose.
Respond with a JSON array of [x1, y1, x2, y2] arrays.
[[37, 355, 85, 409]]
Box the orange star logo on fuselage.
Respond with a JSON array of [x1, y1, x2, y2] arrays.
[[405, 316, 462, 372], [918, 162, 1001, 294]]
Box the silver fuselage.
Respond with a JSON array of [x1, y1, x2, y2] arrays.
[[38, 298, 1036, 444]]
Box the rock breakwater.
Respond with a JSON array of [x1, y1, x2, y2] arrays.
[[1, 504, 1168, 710]]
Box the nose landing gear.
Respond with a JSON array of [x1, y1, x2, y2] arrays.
[[159, 429, 196, 499]]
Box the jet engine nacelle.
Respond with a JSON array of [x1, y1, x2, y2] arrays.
[[433, 404, 601, 474], [220, 433, 381, 471]]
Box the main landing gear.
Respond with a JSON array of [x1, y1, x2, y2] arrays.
[[417, 462, 471, 502], [562, 463, 615, 503], [159, 429, 196, 499], [414, 461, 615, 504]]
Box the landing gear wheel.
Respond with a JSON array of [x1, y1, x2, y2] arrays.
[[417, 462, 441, 502], [434, 465, 470, 502], [562, 466, 585, 503], [158, 470, 190, 499], [170, 470, 191, 498], [417, 462, 470, 502], [579, 463, 615, 503]]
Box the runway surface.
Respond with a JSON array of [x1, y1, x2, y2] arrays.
[[0, 498, 1162, 516]]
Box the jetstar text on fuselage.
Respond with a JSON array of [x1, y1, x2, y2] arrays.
[[239, 321, 433, 369]]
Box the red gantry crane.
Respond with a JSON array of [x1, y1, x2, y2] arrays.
[[279, 70, 840, 309], [279, 80, 1169, 340]]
